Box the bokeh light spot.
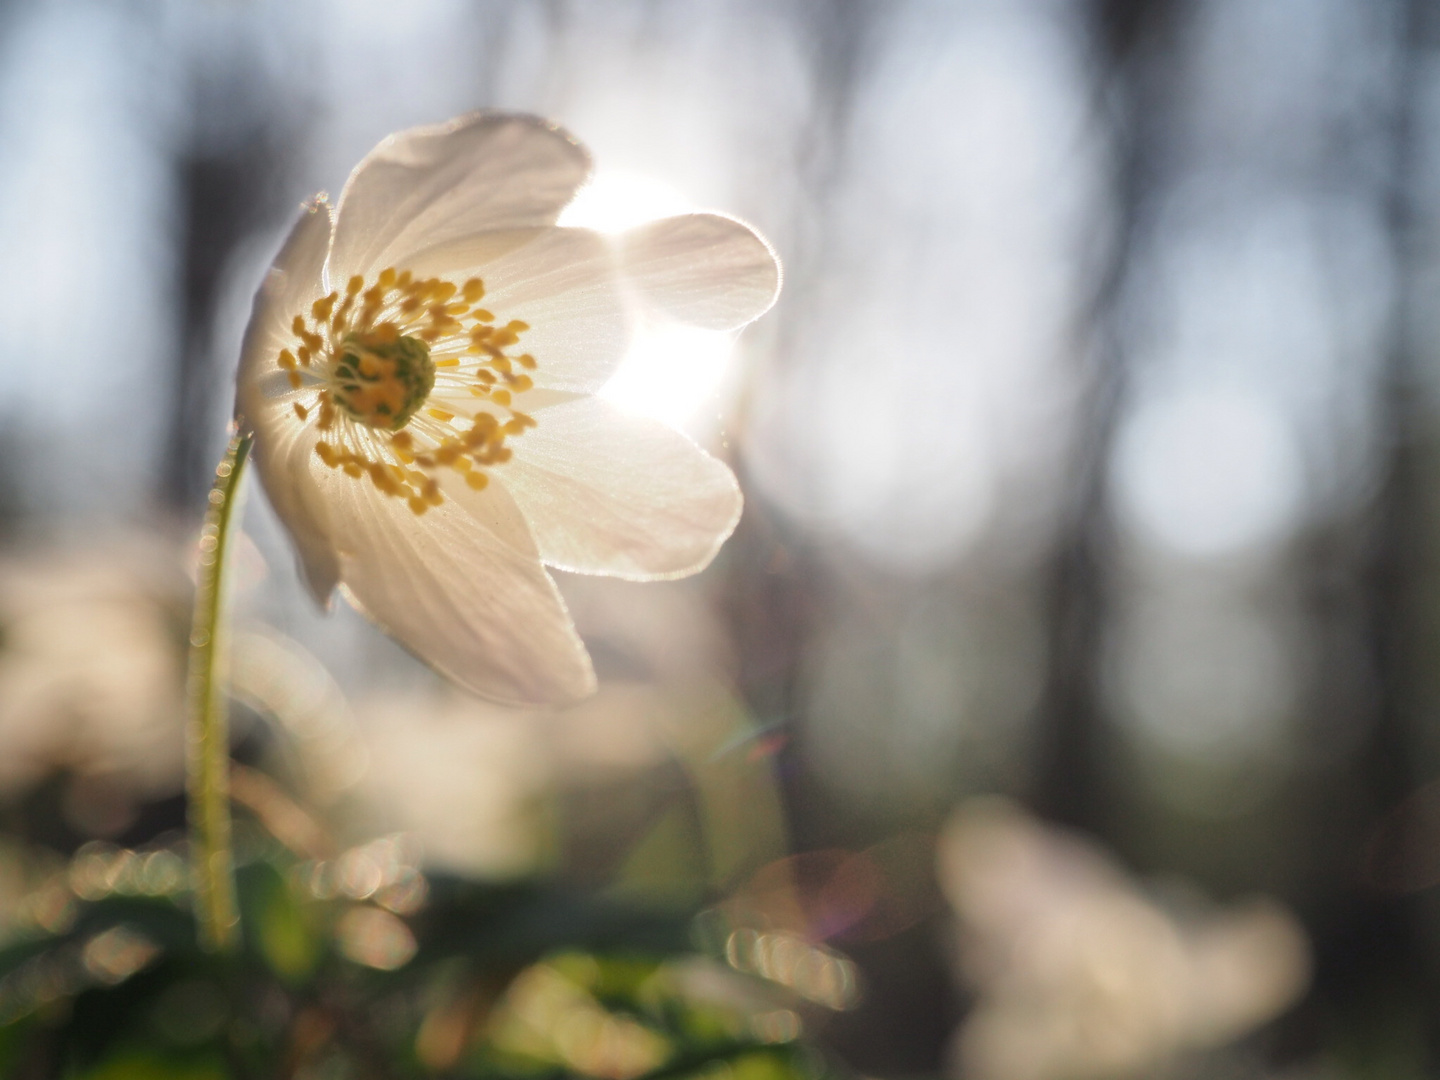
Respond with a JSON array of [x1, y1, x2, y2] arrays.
[[1112, 387, 1304, 557]]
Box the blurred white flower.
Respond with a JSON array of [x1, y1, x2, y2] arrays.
[[350, 690, 553, 878], [0, 540, 186, 808], [237, 111, 779, 705], [938, 799, 1310, 1080]]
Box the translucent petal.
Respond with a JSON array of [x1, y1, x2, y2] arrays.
[[329, 112, 591, 279], [408, 226, 630, 394], [235, 199, 340, 603], [236, 196, 332, 380], [616, 213, 781, 331], [498, 397, 742, 579], [319, 466, 596, 705]]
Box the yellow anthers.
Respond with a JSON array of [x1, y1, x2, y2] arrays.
[[284, 264, 538, 508], [331, 294, 355, 329], [368, 462, 402, 495]]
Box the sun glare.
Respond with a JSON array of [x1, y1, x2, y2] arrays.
[[558, 171, 696, 233], [560, 171, 737, 430], [600, 322, 736, 428]]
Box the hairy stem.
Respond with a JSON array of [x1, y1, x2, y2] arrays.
[[186, 427, 253, 951]]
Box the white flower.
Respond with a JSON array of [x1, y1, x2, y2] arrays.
[[0, 538, 187, 803], [937, 800, 1311, 1080], [236, 112, 779, 705]]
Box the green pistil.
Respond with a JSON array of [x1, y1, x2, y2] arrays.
[[332, 331, 436, 431]]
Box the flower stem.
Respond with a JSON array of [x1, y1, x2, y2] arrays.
[[186, 427, 253, 952]]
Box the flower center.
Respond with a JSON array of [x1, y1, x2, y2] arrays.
[[276, 267, 540, 516], [330, 327, 435, 431]]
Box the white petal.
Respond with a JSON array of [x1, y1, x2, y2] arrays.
[[235, 199, 340, 603], [329, 112, 591, 279], [319, 465, 596, 705], [236, 196, 332, 382], [409, 226, 630, 395], [616, 213, 780, 331], [498, 397, 742, 579]]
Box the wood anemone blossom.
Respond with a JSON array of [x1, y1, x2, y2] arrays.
[[235, 111, 780, 705]]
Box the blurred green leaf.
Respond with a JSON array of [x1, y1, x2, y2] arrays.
[[612, 806, 710, 909], [76, 1047, 229, 1080], [238, 862, 318, 983]]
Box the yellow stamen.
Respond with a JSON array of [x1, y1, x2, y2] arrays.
[[281, 265, 543, 510]]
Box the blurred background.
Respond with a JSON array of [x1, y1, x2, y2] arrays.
[[2, 0, 1439, 1076]]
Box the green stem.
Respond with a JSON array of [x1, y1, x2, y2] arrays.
[[186, 426, 253, 952]]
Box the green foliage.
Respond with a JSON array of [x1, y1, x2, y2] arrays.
[[0, 845, 839, 1080]]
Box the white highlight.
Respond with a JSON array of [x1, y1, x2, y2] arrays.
[[600, 322, 735, 428], [558, 170, 695, 233], [560, 171, 736, 429]]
